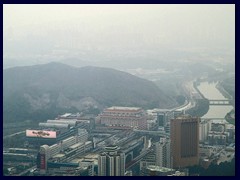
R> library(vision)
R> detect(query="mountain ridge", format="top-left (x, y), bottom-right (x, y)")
top-left (3, 62), bottom-right (175, 122)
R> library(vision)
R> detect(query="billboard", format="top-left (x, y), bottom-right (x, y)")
top-left (26, 130), bottom-right (57, 138)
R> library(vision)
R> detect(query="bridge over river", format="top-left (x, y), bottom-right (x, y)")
top-left (208, 99), bottom-right (231, 105)
top-left (196, 81), bottom-right (234, 119)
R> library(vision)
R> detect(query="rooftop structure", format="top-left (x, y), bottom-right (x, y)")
top-left (147, 165), bottom-right (174, 172)
top-left (107, 106), bottom-right (142, 111)
top-left (39, 123), bottom-right (70, 129)
top-left (47, 120), bottom-right (78, 127)
top-left (104, 145), bottom-right (120, 152)
top-left (142, 165), bottom-right (176, 176)
top-left (60, 113), bottom-right (72, 118)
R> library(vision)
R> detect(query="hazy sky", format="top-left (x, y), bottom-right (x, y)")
top-left (3, 4), bottom-right (235, 67)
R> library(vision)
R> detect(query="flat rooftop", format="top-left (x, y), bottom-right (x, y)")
top-left (60, 113), bottom-right (72, 117)
top-left (147, 165), bottom-right (174, 172)
top-left (71, 153), bottom-right (99, 165)
top-left (69, 142), bottom-right (83, 149)
top-left (52, 153), bottom-right (65, 158)
top-left (85, 153), bottom-right (98, 158)
top-left (107, 106), bottom-right (141, 111)
top-left (152, 108), bottom-right (172, 112)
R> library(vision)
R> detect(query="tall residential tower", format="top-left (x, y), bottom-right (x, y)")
top-left (156, 137), bottom-right (171, 168)
top-left (98, 145), bottom-right (125, 176)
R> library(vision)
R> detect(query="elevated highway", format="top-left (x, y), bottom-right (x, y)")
top-left (133, 129), bottom-right (170, 137)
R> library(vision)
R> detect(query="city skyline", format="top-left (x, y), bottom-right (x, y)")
top-left (3, 4), bottom-right (235, 176)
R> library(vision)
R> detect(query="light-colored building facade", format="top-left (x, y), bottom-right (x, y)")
top-left (199, 119), bottom-right (211, 143)
top-left (98, 145), bottom-right (125, 176)
top-left (98, 106), bottom-right (147, 130)
top-left (38, 135), bottom-right (92, 174)
top-left (78, 128), bottom-right (88, 143)
top-left (156, 138), bottom-right (171, 168)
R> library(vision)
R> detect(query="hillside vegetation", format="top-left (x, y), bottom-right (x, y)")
top-left (3, 62), bottom-right (175, 122)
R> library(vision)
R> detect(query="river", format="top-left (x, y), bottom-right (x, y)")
top-left (197, 82), bottom-right (227, 100)
top-left (197, 81), bottom-right (234, 119)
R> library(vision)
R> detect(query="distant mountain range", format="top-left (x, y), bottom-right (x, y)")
top-left (3, 62), bottom-right (175, 122)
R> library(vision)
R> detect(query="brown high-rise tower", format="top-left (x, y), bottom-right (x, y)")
top-left (170, 115), bottom-right (200, 168)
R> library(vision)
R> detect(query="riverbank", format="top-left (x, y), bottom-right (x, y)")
top-left (186, 98), bottom-right (209, 117)
top-left (216, 82), bottom-right (235, 107)
top-left (183, 80), bottom-right (209, 117)
top-left (195, 80), bottom-right (234, 119)
top-left (225, 109), bottom-right (235, 125)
